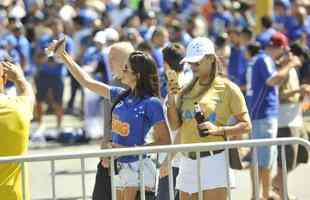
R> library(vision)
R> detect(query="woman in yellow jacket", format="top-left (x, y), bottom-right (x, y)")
top-left (166, 37), bottom-right (252, 200)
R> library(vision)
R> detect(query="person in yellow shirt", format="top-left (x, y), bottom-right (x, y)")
top-left (0, 61), bottom-right (35, 200)
top-left (166, 37), bottom-right (252, 200)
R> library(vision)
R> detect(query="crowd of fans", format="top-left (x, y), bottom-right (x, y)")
top-left (1, 0), bottom-right (310, 199)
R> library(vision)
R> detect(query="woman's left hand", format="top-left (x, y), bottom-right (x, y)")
top-left (197, 121), bottom-right (224, 136)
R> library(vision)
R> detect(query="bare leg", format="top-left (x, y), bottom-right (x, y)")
top-left (260, 168), bottom-right (271, 199)
top-left (250, 166), bottom-right (261, 199)
top-left (53, 103), bottom-right (63, 129)
top-left (180, 191), bottom-right (191, 200)
top-left (123, 187), bottom-right (138, 200)
top-left (35, 102), bottom-right (43, 125)
top-left (191, 188), bottom-right (226, 200)
top-left (117, 190), bottom-right (123, 200)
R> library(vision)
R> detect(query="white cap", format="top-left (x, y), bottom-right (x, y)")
top-left (93, 31), bottom-right (106, 44)
top-left (180, 37), bottom-right (215, 64)
top-left (103, 28), bottom-right (119, 42)
top-left (93, 28), bottom-right (119, 44)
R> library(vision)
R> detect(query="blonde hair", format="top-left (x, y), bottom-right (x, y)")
top-left (110, 42), bottom-right (135, 58)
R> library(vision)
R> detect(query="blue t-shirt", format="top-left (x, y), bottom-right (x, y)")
top-left (209, 11), bottom-right (233, 39)
top-left (81, 46), bottom-right (100, 65)
top-left (110, 86), bottom-right (165, 163)
top-left (15, 35), bottom-right (31, 75)
top-left (152, 47), bottom-right (167, 98)
top-left (284, 16), bottom-right (308, 41)
top-left (247, 52), bottom-right (279, 120)
top-left (36, 34), bottom-right (74, 76)
top-left (228, 45), bottom-right (247, 86)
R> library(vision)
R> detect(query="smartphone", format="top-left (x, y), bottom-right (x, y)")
top-left (166, 69), bottom-right (180, 92)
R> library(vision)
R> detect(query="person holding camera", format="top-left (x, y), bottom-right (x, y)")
top-left (0, 60), bottom-right (35, 200)
top-left (166, 37), bottom-right (251, 200)
top-left (47, 38), bottom-right (171, 200)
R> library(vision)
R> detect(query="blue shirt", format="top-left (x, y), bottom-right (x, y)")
top-left (284, 16), bottom-right (306, 41)
top-left (209, 11), bottom-right (233, 39)
top-left (36, 34), bottom-right (74, 76)
top-left (228, 45), bottom-right (247, 86)
top-left (152, 47), bottom-right (167, 98)
top-left (247, 52), bottom-right (278, 120)
top-left (82, 46), bottom-right (100, 65)
top-left (97, 49), bottom-right (112, 83)
top-left (15, 35), bottom-right (31, 75)
top-left (110, 86), bottom-right (165, 163)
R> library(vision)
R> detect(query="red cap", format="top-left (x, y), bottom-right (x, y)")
top-left (269, 32), bottom-right (289, 48)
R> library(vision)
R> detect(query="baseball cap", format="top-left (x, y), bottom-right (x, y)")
top-left (269, 32), bottom-right (289, 49)
top-left (93, 28), bottom-right (119, 44)
top-left (180, 37), bottom-right (215, 64)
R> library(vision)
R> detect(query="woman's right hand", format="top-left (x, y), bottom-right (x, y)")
top-left (100, 141), bottom-right (112, 168)
top-left (167, 77), bottom-right (179, 106)
top-left (46, 37), bottom-right (67, 60)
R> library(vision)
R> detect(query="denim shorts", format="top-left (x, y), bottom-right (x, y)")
top-left (251, 117), bottom-right (278, 169)
top-left (35, 74), bottom-right (64, 104)
top-left (114, 158), bottom-right (156, 189)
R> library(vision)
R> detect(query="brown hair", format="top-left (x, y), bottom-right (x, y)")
top-left (179, 55), bottom-right (224, 98)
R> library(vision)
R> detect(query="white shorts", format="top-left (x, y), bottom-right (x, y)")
top-left (176, 152), bottom-right (235, 194)
top-left (114, 158), bottom-right (156, 190)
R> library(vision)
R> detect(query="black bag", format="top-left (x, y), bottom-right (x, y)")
top-left (225, 136), bottom-right (244, 170)
top-left (228, 148), bottom-right (244, 170)
top-left (92, 162), bottom-right (112, 200)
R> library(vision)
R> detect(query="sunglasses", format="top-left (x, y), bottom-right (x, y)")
top-left (122, 64), bottom-right (135, 74)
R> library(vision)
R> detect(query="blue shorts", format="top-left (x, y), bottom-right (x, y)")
top-left (251, 117), bottom-right (278, 169)
top-left (35, 74), bottom-right (64, 104)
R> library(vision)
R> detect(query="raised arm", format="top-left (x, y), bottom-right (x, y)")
top-left (2, 62), bottom-right (35, 104)
top-left (47, 38), bottom-right (110, 98)
top-left (266, 55), bottom-right (301, 86)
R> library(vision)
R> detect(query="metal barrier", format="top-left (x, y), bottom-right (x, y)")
top-left (0, 137), bottom-right (310, 200)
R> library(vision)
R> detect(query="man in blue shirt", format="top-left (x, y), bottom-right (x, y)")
top-left (9, 21), bottom-right (32, 76)
top-left (227, 28), bottom-right (248, 92)
top-left (150, 27), bottom-right (170, 99)
top-left (0, 34), bottom-right (21, 95)
top-left (34, 18), bottom-right (74, 131)
top-left (248, 32), bottom-right (301, 200)
top-left (273, 0), bottom-right (291, 32)
top-left (209, 2), bottom-right (233, 40)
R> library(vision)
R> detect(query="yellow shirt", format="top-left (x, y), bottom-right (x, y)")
top-left (178, 77), bottom-right (249, 144)
top-left (0, 96), bottom-right (33, 200)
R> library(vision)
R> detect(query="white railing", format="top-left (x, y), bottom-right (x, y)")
top-left (0, 138), bottom-right (310, 200)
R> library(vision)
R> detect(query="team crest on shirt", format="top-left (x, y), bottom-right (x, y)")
top-left (112, 114), bottom-right (130, 136)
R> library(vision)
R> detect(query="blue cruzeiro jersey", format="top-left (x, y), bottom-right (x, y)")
top-left (247, 52), bottom-right (279, 120)
top-left (110, 86), bottom-right (165, 163)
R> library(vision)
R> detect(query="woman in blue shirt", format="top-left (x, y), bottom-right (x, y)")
top-left (47, 38), bottom-right (171, 200)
